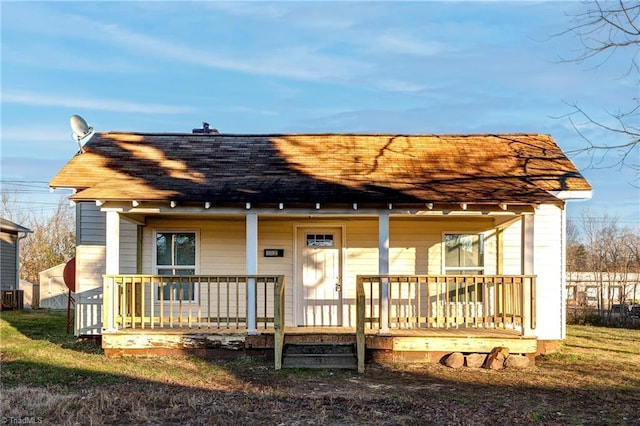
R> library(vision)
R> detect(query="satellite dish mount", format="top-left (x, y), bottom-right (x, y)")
top-left (70, 114), bottom-right (94, 153)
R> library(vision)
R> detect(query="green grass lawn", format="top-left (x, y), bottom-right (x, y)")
top-left (1, 310), bottom-right (639, 425)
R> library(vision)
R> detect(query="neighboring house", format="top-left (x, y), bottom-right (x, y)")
top-left (1, 217), bottom-right (31, 309)
top-left (567, 271), bottom-right (640, 309)
top-left (50, 132), bottom-right (591, 368)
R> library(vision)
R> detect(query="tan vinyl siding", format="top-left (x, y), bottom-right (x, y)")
top-left (258, 220), bottom-right (295, 324)
top-left (342, 219), bottom-right (376, 327)
top-left (533, 205), bottom-right (564, 340)
top-left (390, 220), bottom-right (423, 275)
top-left (484, 228), bottom-right (498, 275)
top-left (344, 218), bottom-right (378, 293)
top-left (341, 217), bottom-right (498, 326)
top-left (423, 218), bottom-right (497, 274)
top-left (142, 218), bottom-right (246, 275)
top-left (501, 219), bottom-right (523, 274)
top-left (141, 218), bottom-right (292, 324)
top-left (201, 220), bottom-right (246, 274)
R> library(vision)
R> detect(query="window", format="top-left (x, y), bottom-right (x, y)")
top-left (443, 233), bottom-right (484, 275)
top-left (155, 232), bottom-right (196, 301)
top-left (306, 234), bottom-right (334, 247)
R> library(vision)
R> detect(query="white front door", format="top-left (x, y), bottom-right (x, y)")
top-left (297, 227), bottom-right (343, 326)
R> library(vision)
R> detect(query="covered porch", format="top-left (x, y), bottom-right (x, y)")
top-left (101, 273), bottom-right (537, 371)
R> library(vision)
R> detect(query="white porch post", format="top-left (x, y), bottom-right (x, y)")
top-left (246, 213), bottom-right (258, 334)
top-left (378, 212), bottom-right (390, 334)
top-left (521, 214), bottom-right (534, 275)
top-left (104, 210), bottom-right (120, 332)
top-left (105, 211), bottom-right (120, 274)
top-left (521, 213), bottom-right (534, 336)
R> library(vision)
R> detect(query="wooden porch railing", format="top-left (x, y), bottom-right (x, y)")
top-left (356, 274), bottom-right (536, 333)
top-left (102, 275), bottom-right (285, 332)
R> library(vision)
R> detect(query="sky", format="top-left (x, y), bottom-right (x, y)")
top-left (1, 1), bottom-right (638, 228)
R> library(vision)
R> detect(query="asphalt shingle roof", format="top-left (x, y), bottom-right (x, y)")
top-left (49, 133), bottom-right (591, 206)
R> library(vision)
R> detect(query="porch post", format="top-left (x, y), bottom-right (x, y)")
top-left (104, 210), bottom-right (120, 332)
top-left (246, 213), bottom-right (258, 334)
top-left (378, 212), bottom-right (390, 334)
top-left (521, 213), bottom-right (534, 336)
top-left (521, 214), bottom-right (534, 275)
top-left (105, 211), bottom-right (120, 274)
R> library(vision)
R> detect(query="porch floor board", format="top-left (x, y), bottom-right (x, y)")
top-left (109, 325), bottom-right (524, 338)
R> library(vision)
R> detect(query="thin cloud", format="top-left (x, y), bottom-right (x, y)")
top-left (2, 90), bottom-right (195, 114)
top-left (373, 34), bottom-right (452, 56)
top-left (1, 126), bottom-right (69, 143)
top-left (2, 44), bottom-right (146, 74)
top-left (376, 80), bottom-right (431, 93)
top-left (202, 2), bottom-right (288, 20)
top-left (3, 4), bottom-right (366, 83)
top-left (227, 106), bottom-right (278, 116)
top-left (89, 21), bottom-right (367, 81)
top-left (203, 2), bottom-right (354, 30)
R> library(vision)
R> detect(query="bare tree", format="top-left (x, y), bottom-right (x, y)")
top-left (622, 227), bottom-right (640, 304)
top-left (557, 1), bottom-right (639, 174)
top-left (567, 218), bottom-right (588, 273)
top-left (1, 191), bottom-right (75, 284)
top-left (573, 210), bottom-right (639, 314)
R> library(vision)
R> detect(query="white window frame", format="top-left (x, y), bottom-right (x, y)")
top-left (153, 229), bottom-right (200, 302)
top-left (441, 232), bottom-right (485, 275)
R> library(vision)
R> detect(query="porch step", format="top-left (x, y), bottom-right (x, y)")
top-left (282, 343), bottom-right (357, 369)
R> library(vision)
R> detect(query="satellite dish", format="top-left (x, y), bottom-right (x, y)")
top-left (70, 115), bottom-right (94, 152)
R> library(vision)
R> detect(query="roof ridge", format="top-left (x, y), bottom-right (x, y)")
top-left (99, 131), bottom-right (550, 137)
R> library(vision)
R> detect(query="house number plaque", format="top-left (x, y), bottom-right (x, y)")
top-left (263, 249), bottom-right (284, 257)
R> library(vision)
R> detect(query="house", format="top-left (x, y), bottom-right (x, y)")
top-left (566, 271), bottom-right (640, 309)
top-left (49, 132), bottom-right (592, 370)
top-left (1, 217), bottom-right (31, 309)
